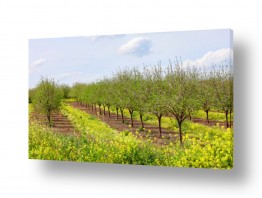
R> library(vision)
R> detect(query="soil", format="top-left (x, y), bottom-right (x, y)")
top-left (69, 102), bottom-right (179, 145)
top-left (191, 118), bottom-right (231, 127)
top-left (69, 102), bottom-right (233, 143)
top-left (30, 110), bottom-right (78, 135)
top-left (29, 102), bottom-right (232, 145)
top-left (165, 112), bottom-right (231, 127)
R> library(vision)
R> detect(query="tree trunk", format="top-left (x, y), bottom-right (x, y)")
top-left (206, 110), bottom-right (209, 123)
top-left (229, 109), bottom-right (232, 128)
top-left (178, 121), bottom-right (182, 144)
top-left (108, 106), bottom-right (111, 117)
top-left (91, 104), bottom-right (93, 111)
top-left (99, 105), bottom-right (102, 115)
top-left (47, 112), bottom-right (51, 127)
top-left (157, 115), bottom-right (162, 137)
top-left (129, 110), bottom-right (134, 127)
top-left (140, 114), bottom-right (144, 129)
top-left (116, 108), bottom-right (119, 120)
top-left (120, 109), bottom-right (124, 123)
top-left (103, 106), bottom-right (106, 115)
top-left (225, 110), bottom-right (229, 128)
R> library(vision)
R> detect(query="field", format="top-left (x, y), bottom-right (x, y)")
top-left (29, 98), bottom-right (233, 169)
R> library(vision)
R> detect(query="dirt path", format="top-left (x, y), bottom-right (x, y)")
top-left (69, 102), bottom-right (179, 145)
top-left (191, 117), bottom-right (230, 127)
top-left (30, 110), bottom-right (78, 135)
top-left (71, 102), bottom-right (230, 129)
top-left (164, 112), bottom-right (230, 127)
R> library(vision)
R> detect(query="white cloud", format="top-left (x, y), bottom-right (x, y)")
top-left (31, 58), bottom-right (46, 67)
top-left (183, 48), bottom-right (233, 68)
top-left (118, 37), bottom-right (152, 57)
top-left (29, 58), bottom-right (46, 73)
top-left (89, 34), bottom-right (125, 42)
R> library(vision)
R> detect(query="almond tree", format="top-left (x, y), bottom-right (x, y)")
top-left (60, 84), bottom-right (71, 99)
top-left (212, 64), bottom-right (233, 127)
top-left (133, 68), bottom-right (149, 129)
top-left (146, 65), bottom-right (169, 136)
top-left (70, 83), bottom-right (86, 105)
top-left (87, 83), bottom-right (98, 112)
top-left (94, 82), bottom-right (103, 115)
top-left (32, 77), bottom-right (63, 127)
top-left (198, 72), bottom-right (215, 123)
top-left (120, 69), bottom-right (137, 126)
top-left (29, 88), bottom-right (36, 103)
top-left (101, 77), bottom-right (113, 117)
top-left (110, 77), bottom-right (122, 120)
top-left (166, 63), bottom-right (200, 143)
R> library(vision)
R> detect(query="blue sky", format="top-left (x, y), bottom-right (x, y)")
top-left (29, 29), bottom-right (233, 88)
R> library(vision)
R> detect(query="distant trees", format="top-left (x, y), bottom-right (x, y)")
top-left (69, 62), bottom-right (233, 143)
top-left (212, 65), bottom-right (233, 127)
top-left (32, 77), bottom-right (63, 127)
top-left (198, 72), bottom-right (216, 123)
top-left (60, 84), bottom-right (71, 99)
top-left (70, 83), bottom-right (85, 104)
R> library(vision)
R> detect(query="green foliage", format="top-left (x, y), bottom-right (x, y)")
top-left (71, 62), bottom-right (233, 133)
top-left (70, 83), bottom-right (86, 102)
top-left (60, 84), bottom-right (71, 99)
top-left (32, 77), bottom-right (63, 126)
top-left (145, 65), bottom-right (169, 117)
top-left (212, 65), bottom-right (233, 111)
top-left (28, 88), bottom-right (36, 103)
top-left (165, 62), bottom-right (201, 142)
top-left (211, 65), bottom-right (233, 127)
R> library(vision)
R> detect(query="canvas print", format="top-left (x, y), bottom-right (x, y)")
top-left (29, 29), bottom-right (233, 169)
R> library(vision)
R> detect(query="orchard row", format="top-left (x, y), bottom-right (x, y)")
top-left (69, 63), bottom-right (233, 143)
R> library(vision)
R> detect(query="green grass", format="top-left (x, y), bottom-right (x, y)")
top-left (107, 106), bottom-right (230, 134)
top-left (192, 110), bottom-right (234, 122)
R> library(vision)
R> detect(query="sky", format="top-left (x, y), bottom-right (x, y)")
top-left (29, 29), bottom-right (233, 88)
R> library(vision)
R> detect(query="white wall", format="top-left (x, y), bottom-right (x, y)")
top-left (0, 0), bottom-right (261, 197)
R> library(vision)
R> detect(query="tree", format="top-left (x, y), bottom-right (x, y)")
top-left (32, 77), bottom-right (63, 127)
top-left (212, 64), bottom-right (233, 128)
top-left (133, 68), bottom-right (149, 129)
top-left (118, 68), bottom-right (137, 126)
top-left (85, 83), bottom-right (97, 112)
top-left (93, 82), bottom-right (103, 115)
top-left (60, 84), bottom-right (71, 99)
top-left (166, 63), bottom-right (200, 143)
top-left (70, 83), bottom-right (86, 104)
top-left (97, 78), bottom-right (113, 117)
top-left (146, 65), bottom-right (169, 136)
top-left (110, 76), bottom-right (123, 121)
top-left (198, 72), bottom-right (215, 123)
top-left (28, 88), bottom-right (36, 103)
